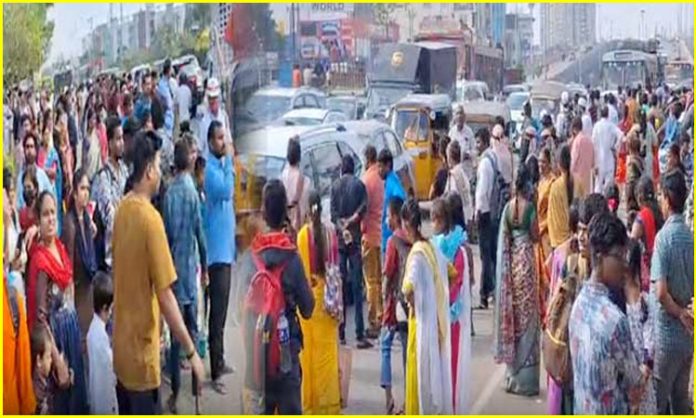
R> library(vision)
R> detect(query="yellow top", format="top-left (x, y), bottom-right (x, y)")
top-left (548, 175), bottom-right (571, 249)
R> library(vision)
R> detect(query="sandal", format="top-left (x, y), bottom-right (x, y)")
top-left (211, 379), bottom-right (228, 395)
top-left (386, 398), bottom-right (395, 415)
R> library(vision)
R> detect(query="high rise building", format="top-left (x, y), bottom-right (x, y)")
top-left (540, 4), bottom-right (596, 53)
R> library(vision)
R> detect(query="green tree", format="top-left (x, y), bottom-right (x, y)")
top-left (374, 4), bottom-right (398, 40)
top-left (3, 4), bottom-right (54, 85)
top-left (184, 3), bottom-right (210, 31)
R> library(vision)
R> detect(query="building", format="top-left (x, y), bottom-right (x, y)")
top-left (540, 4), bottom-right (596, 54)
top-left (504, 13), bottom-right (534, 68)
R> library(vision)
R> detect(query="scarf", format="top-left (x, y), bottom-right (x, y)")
top-left (72, 208), bottom-right (97, 281)
top-left (431, 226), bottom-right (466, 262)
top-left (27, 239), bottom-right (73, 329)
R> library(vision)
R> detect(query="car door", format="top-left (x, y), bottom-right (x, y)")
top-left (336, 140), bottom-right (363, 175)
top-left (308, 141), bottom-right (342, 198)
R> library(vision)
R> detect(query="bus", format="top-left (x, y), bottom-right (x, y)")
top-left (601, 49), bottom-right (658, 90)
top-left (664, 59), bottom-right (693, 88)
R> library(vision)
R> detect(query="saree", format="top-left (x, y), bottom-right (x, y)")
top-left (535, 175), bottom-right (555, 322)
top-left (403, 241), bottom-right (453, 415)
top-left (297, 223), bottom-right (341, 415)
top-left (494, 202), bottom-right (540, 396)
top-left (615, 117), bottom-right (634, 185)
top-left (432, 226), bottom-right (471, 413)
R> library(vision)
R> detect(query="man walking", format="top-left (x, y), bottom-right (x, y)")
top-left (592, 106), bottom-right (623, 194)
top-left (204, 120), bottom-right (236, 393)
top-left (570, 116), bottom-right (594, 199)
top-left (474, 128), bottom-right (496, 309)
top-left (331, 155), bottom-right (370, 348)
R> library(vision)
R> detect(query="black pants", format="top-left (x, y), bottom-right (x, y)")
top-left (338, 247), bottom-right (365, 341)
top-left (478, 212), bottom-right (497, 301)
top-left (168, 303), bottom-right (198, 398)
top-left (208, 263), bottom-right (232, 381)
top-left (264, 357), bottom-right (302, 415)
top-left (116, 381), bottom-right (162, 415)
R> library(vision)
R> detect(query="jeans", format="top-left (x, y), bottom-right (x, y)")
top-left (208, 263), bottom-right (231, 381)
top-left (362, 245), bottom-right (382, 331)
top-left (656, 349), bottom-right (693, 414)
top-left (167, 303), bottom-right (198, 398)
top-left (339, 247), bottom-right (365, 341)
top-left (380, 326), bottom-right (407, 388)
top-left (478, 212), bottom-right (497, 301)
top-left (116, 381), bottom-right (162, 415)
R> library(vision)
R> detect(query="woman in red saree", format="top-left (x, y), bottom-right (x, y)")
top-left (630, 178), bottom-right (663, 292)
top-left (615, 102), bottom-right (634, 186)
top-left (26, 191), bottom-right (87, 414)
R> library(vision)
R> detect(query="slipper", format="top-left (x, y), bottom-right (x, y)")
top-left (386, 398), bottom-right (395, 415)
top-left (211, 379), bottom-right (228, 395)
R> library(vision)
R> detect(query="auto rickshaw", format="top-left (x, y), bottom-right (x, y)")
top-left (389, 94), bottom-right (452, 201)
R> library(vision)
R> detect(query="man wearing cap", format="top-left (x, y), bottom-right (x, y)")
top-left (198, 77), bottom-right (232, 157)
top-left (156, 59), bottom-right (176, 140)
top-left (449, 105), bottom-right (475, 178)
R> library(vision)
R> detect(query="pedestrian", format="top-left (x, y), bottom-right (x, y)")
top-left (630, 177), bottom-right (663, 293)
top-left (86, 272), bottom-right (118, 414)
top-left (474, 128), bottom-right (497, 309)
top-left (568, 212), bottom-right (645, 414)
top-left (281, 137), bottom-right (312, 237)
top-left (16, 131), bottom-right (52, 208)
top-left (91, 116), bottom-right (129, 271)
top-left (430, 197), bottom-right (472, 413)
top-left (175, 72), bottom-right (192, 127)
top-left (444, 140), bottom-right (474, 226)
top-left (19, 167), bottom-right (39, 231)
top-left (535, 147), bottom-right (555, 308)
top-left (240, 179), bottom-right (314, 414)
top-left (625, 130), bottom-right (644, 212)
top-left (61, 169), bottom-right (98, 343)
top-left (652, 170), bottom-right (694, 414)
top-left (615, 102), bottom-right (634, 189)
top-left (112, 131), bottom-right (204, 414)
top-left (547, 145), bottom-right (574, 250)
top-left (198, 78), bottom-right (232, 157)
top-left (658, 99), bottom-right (684, 174)
top-left (578, 97), bottom-right (593, 138)
top-left (569, 116), bottom-right (593, 200)
top-left (292, 64), bottom-right (302, 88)
top-left (361, 144), bottom-right (384, 338)
top-left (592, 105), bottom-right (623, 194)
top-left (30, 323), bottom-right (71, 415)
top-left (303, 64), bottom-right (313, 87)
top-left (156, 59), bottom-right (175, 140)
top-left (380, 196), bottom-right (409, 415)
top-left (38, 110), bottom-right (62, 233)
top-left (331, 155), bottom-right (370, 348)
top-left (379, 149), bottom-right (407, 259)
top-left (81, 108), bottom-right (103, 181)
top-left (203, 120), bottom-right (236, 393)
top-left (27, 191), bottom-right (88, 413)
top-left (493, 167), bottom-right (540, 396)
top-left (520, 126), bottom-right (537, 164)
top-left (491, 124), bottom-right (513, 184)
top-left (429, 136), bottom-right (450, 200)
top-left (134, 73), bottom-right (153, 123)
top-left (448, 106), bottom-right (476, 179)
top-left (297, 190), bottom-right (341, 414)
top-left (162, 136), bottom-right (208, 413)
top-left (401, 198), bottom-right (453, 415)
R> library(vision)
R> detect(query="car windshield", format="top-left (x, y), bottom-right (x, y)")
top-left (236, 154), bottom-right (286, 209)
top-left (282, 116), bottom-right (322, 126)
top-left (532, 99), bottom-right (556, 119)
top-left (243, 94), bottom-right (292, 123)
top-left (458, 85), bottom-right (484, 102)
top-left (393, 110), bottom-right (429, 142)
top-left (366, 87), bottom-right (410, 116)
top-left (327, 98), bottom-right (356, 118)
top-left (506, 93), bottom-right (529, 110)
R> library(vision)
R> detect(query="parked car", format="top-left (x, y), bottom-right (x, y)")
top-left (326, 95), bottom-right (366, 120)
top-left (502, 84), bottom-right (529, 98)
top-left (457, 80), bottom-right (489, 103)
top-left (276, 108), bottom-right (348, 126)
top-left (236, 86), bottom-right (327, 135)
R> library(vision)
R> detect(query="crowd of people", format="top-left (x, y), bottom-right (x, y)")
top-left (2, 52), bottom-right (694, 417)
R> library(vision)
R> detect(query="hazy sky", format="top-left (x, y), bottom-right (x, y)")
top-left (46, 3), bottom-right (693, 63)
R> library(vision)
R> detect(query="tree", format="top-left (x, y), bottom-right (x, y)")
top-left (3, 4), bottom-right (54, 85)
top-left (184, 3), bottom-right (210, 31)
top-left (373, 4), bottom-right (398, 40)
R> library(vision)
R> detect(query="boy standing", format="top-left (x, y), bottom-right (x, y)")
top-left (87, 272), bottom-right (118, 414)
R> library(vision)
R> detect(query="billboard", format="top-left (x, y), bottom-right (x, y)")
top-left (300, 3), bottom-right (354, 22)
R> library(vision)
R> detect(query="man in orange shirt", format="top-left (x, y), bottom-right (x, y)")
top-left (361, 145), bottom-right (384, 338)
top-left (292, 64), bottom-right (302, 88)
top-left (570, 116), bottom-right (594, 199)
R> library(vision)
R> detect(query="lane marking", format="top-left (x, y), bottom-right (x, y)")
top-left (471, 363), bottom-right (506, 414)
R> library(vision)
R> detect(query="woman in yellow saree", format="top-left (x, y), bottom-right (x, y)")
top-left (535, 148), bottom-right (555, 322)
top-left (297, 192), bottom-right (341, 415)
top-left (400, 199), bottom-right (453, 415)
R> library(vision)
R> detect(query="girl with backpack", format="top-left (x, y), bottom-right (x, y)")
top-left (297, 191), bottom-right (341, 414)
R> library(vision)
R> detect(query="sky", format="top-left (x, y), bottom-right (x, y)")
top-left (45, 3), bottom-right (693, 63)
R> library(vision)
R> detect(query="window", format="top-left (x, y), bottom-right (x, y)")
top-left (303, 94), bottom-right (320, 109)
top-left (337, 141), bottom-right (363, 175)
top-left (383, 130), bottom-right (402, 157)
top-left (309, 143), bottom-right (342, 196)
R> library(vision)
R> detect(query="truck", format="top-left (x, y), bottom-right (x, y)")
top-left (365, 41), bottom-right (456, 120)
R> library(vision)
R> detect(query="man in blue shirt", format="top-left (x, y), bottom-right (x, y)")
top-left (162, 136), bottom-right (207, 413)
top-left (156, 59), bottom-right (175, 140)
top-left (651, 170), bottom-right (694, 415)
top-left (204, 120), bottom-right (236, 393)
top-left (378, 149), bottom-right (406, 256)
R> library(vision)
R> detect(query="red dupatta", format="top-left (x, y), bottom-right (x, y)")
top-left (26, 239), bottom-right (73, 329)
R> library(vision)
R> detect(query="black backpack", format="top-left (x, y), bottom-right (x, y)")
top-left (484, 153), bottom-right (511, 224)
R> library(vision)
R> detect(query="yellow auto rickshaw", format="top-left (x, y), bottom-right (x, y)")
top-left (389, 94), bottom-right (452, 201)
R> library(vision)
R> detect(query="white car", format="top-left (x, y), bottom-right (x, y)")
top-left (277, 108), bottom-right (348, 126)
top-left (173, 54), bottom-right (205, 92)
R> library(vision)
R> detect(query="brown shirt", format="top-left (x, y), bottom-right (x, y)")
top-left (112, 194), bottom-right (176, 391)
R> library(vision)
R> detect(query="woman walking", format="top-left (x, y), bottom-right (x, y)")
top-left (547, 145), bottom-right (575, 250)
top-left (535, 148), bottom-right (555, 320)
top-left (401, 198), bottom-right (453, 415)
top-left (494, 167), bottom-right (540, 396)
top-left (297, 191), bottom-right (341, 415)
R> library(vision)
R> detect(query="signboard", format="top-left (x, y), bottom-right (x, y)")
top-left (300, 3), bottom-right (354, 22)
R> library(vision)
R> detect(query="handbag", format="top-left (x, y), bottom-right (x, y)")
top-left (322, 226), bottom-right (343, 322)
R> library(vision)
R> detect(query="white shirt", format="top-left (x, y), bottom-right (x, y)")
top-left (475, 149), bottom-right (495, 214)
top-left (592, 117), bottom-right (623, 173)
top-left (87, 314), bottom-right (118, 415)
top-left (448, 123), bottom-right (476, 177)
top-left (608, 104), bottom-right (619, 126)
top-left (175, 84), bottom-right (192, 124)
top-left (281, 165), bottom-right (313, 232)
top-left (198, 106), bottom-right (232, 157)
top-left (444, 164), bottom-right (474, 222)
top-left (581, 112), bottom-right (593, 138)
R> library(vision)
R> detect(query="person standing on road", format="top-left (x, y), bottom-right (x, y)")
top-left (592, 106), bottom-right (623, 194)
top-left (651, 171), bottom-right (694, 415)
top-left (361, 145), bottom-right (384, 339)
top-left (204, 120), bottom-right (236, 393)
top-left (547, 145), bottom-right (575, 250)
top-left (570, 116), bottom-right (594, 200)
top-left (448, 106), bottom-right (475, 179)
top-left (379, 149), bottom-right (406, 258)
top-left (91, 116), bottom-right (128, 271)
top-left (297, 190), bottom-right (341, 414)
top-left (331, 155), bottom-right (370, 349)
top-left (162, 137), bottom-right (208, 413)
top-left (474, 128), bottom-right (496, 309)
top-left (281, 137), bottom-right (312, 237)
top-left (444, 140), bottom-right (474, 226)
top-left (134, 73), bottom-right (154, 124)
top-left (401, 198), bottom-right (453, 415)
top-left (174, 73), bottom-right (192, 130)
top-left (16, 131), bottom-right (52, 208)
top-left (156, 59), bottom-right (175, 141)
top-left (578, 97), bottom-right (593, 138)
top-left (198, 78), bottom-right (231, 157)
top-left (112, 131), bottom-right (204, 414)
